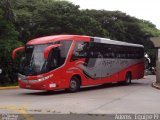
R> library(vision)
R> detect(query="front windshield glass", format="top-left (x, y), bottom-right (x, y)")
top-left (19, 44), bottom-right (51, 75)
top-left (19, 40), bottom-right (73, 76)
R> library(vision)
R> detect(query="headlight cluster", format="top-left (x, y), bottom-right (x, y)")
top-left (0, 69), bottom-right (2, 74)
top-left (18, 74), bottom-right (53, 83)
top-left (29, 74), bottom-right (53, 83)
top-left (37, 74), bottom-right (53, 82)
top-left (18, 74), bottom-right (28, 83)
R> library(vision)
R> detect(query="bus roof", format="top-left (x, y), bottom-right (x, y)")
top-left (93, 37), bottom-right (144, 48)
top-left (26, 35), bottom-right (90, 45)
top-left (26, 35), bottom-right (143, 47)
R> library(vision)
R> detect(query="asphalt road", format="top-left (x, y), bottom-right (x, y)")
top-left (0, 75), bottom-right (159, 114)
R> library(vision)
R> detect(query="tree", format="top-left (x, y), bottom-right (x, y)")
top-left (0, 5), bottom-right (23, 84)
top-left (10, 0), bottom-right (108, 42)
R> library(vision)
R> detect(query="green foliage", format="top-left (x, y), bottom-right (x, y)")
top-left (138, 20), bottom-right (160, 37)
top-left (0, 7), bottom-right (23, 83)
top-left (9, 0), bottom-right (160, 44)
top-left (83, 10), bottom-right (160, 44)
top-left (10, 0), bottom-right (108, 42)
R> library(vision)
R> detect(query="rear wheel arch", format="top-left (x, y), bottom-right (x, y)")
top-left (126, 71), bottom-right (132, 79)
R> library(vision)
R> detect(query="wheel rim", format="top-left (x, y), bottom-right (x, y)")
top-left (126, 75), bottom-right (131, 84)
top-left (70, 80), bottom-right (77, 89)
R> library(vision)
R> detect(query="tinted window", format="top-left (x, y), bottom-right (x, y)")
top-left (71, 41), bottom-right (89, 61)
top-left (19, 44), bottom-right (51, 75)
top-left (71, 41), bottom-right (144, 60)
top-left (101, 44), bottom-right (144, 59)
top-left (48, 40), bottom-right (72, 71)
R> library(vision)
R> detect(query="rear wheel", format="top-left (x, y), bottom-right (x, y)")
top-left (68, 77), bottom-right (80, 92)
top-left (124, 73), bottom-right (131, 85)
top-left (119, 73), bottom-right (131, 85)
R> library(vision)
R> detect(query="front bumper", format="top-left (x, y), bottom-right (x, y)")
top-left (19, 80), bottom-right (58, 90)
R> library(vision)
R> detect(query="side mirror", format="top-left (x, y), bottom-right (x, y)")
top-left (44, 44), bottom-right (63, 60)
top-left (12, 47), bottom-right (25, 60)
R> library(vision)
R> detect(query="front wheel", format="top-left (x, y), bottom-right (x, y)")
top-left (67, 77), bottom-right (80, 92)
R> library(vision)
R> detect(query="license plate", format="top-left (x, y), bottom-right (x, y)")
top-left (49, 84), bottom-right (56, 88)
top-left (26, 85), bottom-right (31, 88)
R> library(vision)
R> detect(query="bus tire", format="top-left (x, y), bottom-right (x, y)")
top-left (124, 73), bottom-right (131, 85)
top-left (68, 77), bottom-right (80, 92)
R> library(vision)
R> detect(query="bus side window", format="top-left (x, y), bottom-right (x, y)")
top-left (71, 41), bottom-right (89, 61)
top-left (48, 48), bottom-right (60, 71)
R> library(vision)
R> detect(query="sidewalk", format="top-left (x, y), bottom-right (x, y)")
top-left (0, 86), bottom-right (19, 90)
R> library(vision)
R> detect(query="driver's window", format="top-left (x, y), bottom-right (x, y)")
top-left (49, 48), bottom-right (60, 70)
top-left (48, 40), bottom-right (72, 71)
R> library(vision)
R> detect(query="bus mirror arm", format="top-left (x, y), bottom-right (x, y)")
top-left (44, 44), bottom-right (63, 60)
top-left (12, 47), bottom-right (25, 60)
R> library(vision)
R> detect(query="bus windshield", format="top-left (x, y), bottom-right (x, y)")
top-left (19, 40), bottom-right (73, 76)
top-left (19, 44), bottom-right (51, 75)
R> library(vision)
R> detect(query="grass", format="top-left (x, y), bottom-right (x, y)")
top-left (0, 82), bottom-right (18, 87)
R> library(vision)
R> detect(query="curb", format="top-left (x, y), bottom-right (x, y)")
top-left (0, 86), bottom-right (19, 90)
top-left (152, 82), bottom-right (160, 90)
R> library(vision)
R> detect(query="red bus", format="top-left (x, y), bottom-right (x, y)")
top-left (12, 35), bottom-right (144, 92)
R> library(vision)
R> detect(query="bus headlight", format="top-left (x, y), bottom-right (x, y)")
top-left (18, 74), bottom-right (28, 83)
top-left (38, 74), bottom-right (53, 82)
top-left (0, 69), bottom-right (2, 74)
top-left (29, 74), bottom-right (53, 83)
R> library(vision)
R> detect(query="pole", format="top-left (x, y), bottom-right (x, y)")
top-left (156, 48), bottom-right (160, 83)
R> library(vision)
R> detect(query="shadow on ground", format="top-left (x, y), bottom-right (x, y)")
top-left (20, 81), bottom-right (147, 96)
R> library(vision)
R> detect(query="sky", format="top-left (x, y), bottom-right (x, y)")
top-left (67, 0), bottom-right (160, 29)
